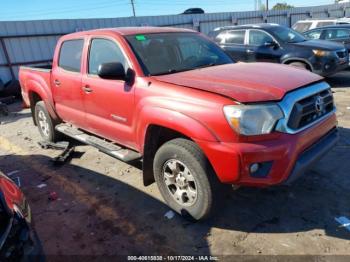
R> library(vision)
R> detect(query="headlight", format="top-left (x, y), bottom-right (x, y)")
top-left (223, 104), bottom-right (284, 136)
top-left (312, 49), bottom-right (331, 57)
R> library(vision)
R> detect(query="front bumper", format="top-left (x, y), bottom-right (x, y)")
top-left (196, 113), bottom-right (338, 187)
top-left (312, 54), bottom-right (349, 76)
top-left (282, 128), bottom-right (338, 185)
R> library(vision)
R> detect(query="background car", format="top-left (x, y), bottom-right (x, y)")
top-left (292, 18), bottom-right (350, 33)
top-left (304, 24), bottom-right (350, 52)
top-left (209, 23), bottom-right (349, 76)
top-left (0, 171), bottom-right (43, 261)
top-left (182, 8), bottom-right (204, 14)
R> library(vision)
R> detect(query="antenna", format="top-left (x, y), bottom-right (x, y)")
top-left (131, 0), bottom-right (136, 16)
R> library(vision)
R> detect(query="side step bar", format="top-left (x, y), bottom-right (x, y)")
top-left (55, 124), bottom-right (141, 162)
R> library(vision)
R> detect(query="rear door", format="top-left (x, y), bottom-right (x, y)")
top-left (219, 30), bottom-right (248, 61)
top-left (246, 29), bottom-right (282, 63)
top-left (81, 37), bottom-right (135, 148)
top-left (51, 38), bottom-right (87, 128)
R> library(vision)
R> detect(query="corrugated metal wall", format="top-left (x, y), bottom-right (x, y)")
top-left (1, 2), bottom-right (350, 83)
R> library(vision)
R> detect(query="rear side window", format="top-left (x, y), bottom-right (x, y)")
top-left (88, 38), bottom-right (127, 75)
top-left (225, 30), bottom-right (246, 44)
top-left (304, 30), bottom-right (322, 40)
top-left (317, 21), bottom-right (336, 28)
top-left (58, 39), bottom-right (84, 72)
top-left (292, 22), bottom-right (312, 32)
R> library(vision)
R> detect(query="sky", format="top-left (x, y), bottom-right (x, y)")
top-left (0, 0), bottom-right (335, 21)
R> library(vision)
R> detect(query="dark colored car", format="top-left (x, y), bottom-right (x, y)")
top-left (304, 24), bottom-right (350, 52)
top-left (0, 171), bottom-right (43, 261)
top-left (209, 23), bottom-right (349, 76)
top-left (182, 8), bottom-right (204, 14)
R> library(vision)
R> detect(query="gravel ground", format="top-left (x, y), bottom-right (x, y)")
top-left (0, 71), bottom-right (349, 261)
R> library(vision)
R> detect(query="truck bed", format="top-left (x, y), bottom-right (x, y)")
top-left (19, 64), bottom-right (53, 108)
top-left (20, 64), bottom-right (52, 72)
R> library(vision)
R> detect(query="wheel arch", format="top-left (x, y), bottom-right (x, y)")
top-left (282, 58), bottom-right (313, 71)
top-left (27, 84), bottom-right (60, 125)
top-left (136, 106), bottom-right (219, 186)
top-left (142, 124), bottom-right (194, 186)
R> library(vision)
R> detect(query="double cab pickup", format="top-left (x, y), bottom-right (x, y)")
top-left (20, 27), bottom-right (338, 220)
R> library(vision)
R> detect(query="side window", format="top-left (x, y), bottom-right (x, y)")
top-left (292, 22), bottom-right (312, 33)
top-left (58, 39), bottom-right (84, 72)
top-left (304, 30), bottom-right (322, 40)
top-left (325, 29), bottom-right (350, 40)
top-left (317, 21), bottom-right (335, 28)
top-left (248, 30), bottom-right (273, 46)
top-left (334, 29), bottom-right (350, 39)
top-left (214, 31), bottom-right (227, 44)
top-left (88, 38), bottom-right (127, 75)
top-left (225, 30), bottom-right (246, 45)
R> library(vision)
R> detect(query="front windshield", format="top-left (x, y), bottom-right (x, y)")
top-left (269, 26), bottom-right (306, 43)
top-left (125, 32), bottom-right (234, 76)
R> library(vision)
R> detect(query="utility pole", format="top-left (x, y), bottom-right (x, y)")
top-left (131, 0), bottom-right (136, 17)
top-left (266, 0), bottom-right (269, 10)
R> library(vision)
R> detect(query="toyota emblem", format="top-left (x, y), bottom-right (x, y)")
top-left (315, 96), bottom-right (324, 113)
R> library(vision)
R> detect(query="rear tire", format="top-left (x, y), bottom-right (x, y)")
top-left (34, 101), bottom-right (60, 142)
top-left (153, 138), bottom-right (221, 221)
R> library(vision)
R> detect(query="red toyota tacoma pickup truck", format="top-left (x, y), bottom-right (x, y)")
top-left (19, 27), bottom-right (338, 220)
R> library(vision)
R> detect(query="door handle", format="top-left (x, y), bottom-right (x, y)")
top-left (54, 79), bottom-right (61, 86)
top-left (247, 49), bottom-right (255, 54)
top-left (83, 86), bottom-right (93, 93)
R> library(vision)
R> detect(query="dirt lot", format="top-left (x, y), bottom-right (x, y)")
top-left (0, 72), bottom-right (350, 260)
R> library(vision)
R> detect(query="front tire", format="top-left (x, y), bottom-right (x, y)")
top-left (34, 101), bottom-right (59, 142)
top-left (153, 138), bottom-right (219, 221)
top-left (288, 61), bottom-right (310, 71)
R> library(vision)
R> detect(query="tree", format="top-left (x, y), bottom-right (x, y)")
top-left (272, 2), bottom-right (294, 10)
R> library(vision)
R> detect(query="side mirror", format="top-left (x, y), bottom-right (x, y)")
top-left (98, 62), bottom-right (126, 80)
top-left (264, 40), bottom-right (279, 48)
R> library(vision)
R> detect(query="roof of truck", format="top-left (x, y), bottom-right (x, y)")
top-left (65, 26), bottom-right (196, 38)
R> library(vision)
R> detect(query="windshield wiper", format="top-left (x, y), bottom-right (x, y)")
top-left (287, 39), bottom-right (306, 43)
top-left (152, 63), bottom-right (226, 76)
top-left (194, 62), bottom-right (223, 70)
top-left (152, 68), bottom-right (191, 76)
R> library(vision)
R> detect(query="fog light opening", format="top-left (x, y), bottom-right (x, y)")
top-left (250, 163), bottom-right (260, 174)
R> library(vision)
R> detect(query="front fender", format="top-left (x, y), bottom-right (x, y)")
top-left (136, 106), bottom-right (219, 153)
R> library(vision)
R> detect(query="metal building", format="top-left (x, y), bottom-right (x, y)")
top-left (1, 2), bottom-right (350, 83)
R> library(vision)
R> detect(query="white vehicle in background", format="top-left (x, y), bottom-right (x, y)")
top-left (292, 18), bottom-right (350, 33)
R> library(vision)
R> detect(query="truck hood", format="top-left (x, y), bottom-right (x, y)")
top-left (153, 63), bottom-right (322, 103)
top-left (293, 39), bottom-right (345, 51)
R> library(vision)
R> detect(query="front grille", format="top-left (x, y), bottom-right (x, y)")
top-left (287, 89), bottom-right (334, 130)
top-left (336, 50), bottom-right (347, 59)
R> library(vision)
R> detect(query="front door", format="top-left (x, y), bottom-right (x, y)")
top-left (51, 38), bottom-right (87, 128)
top-left (81, 37), bottom-right (135, 148)
top-left (246, 29), bottom-right (282, 63)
